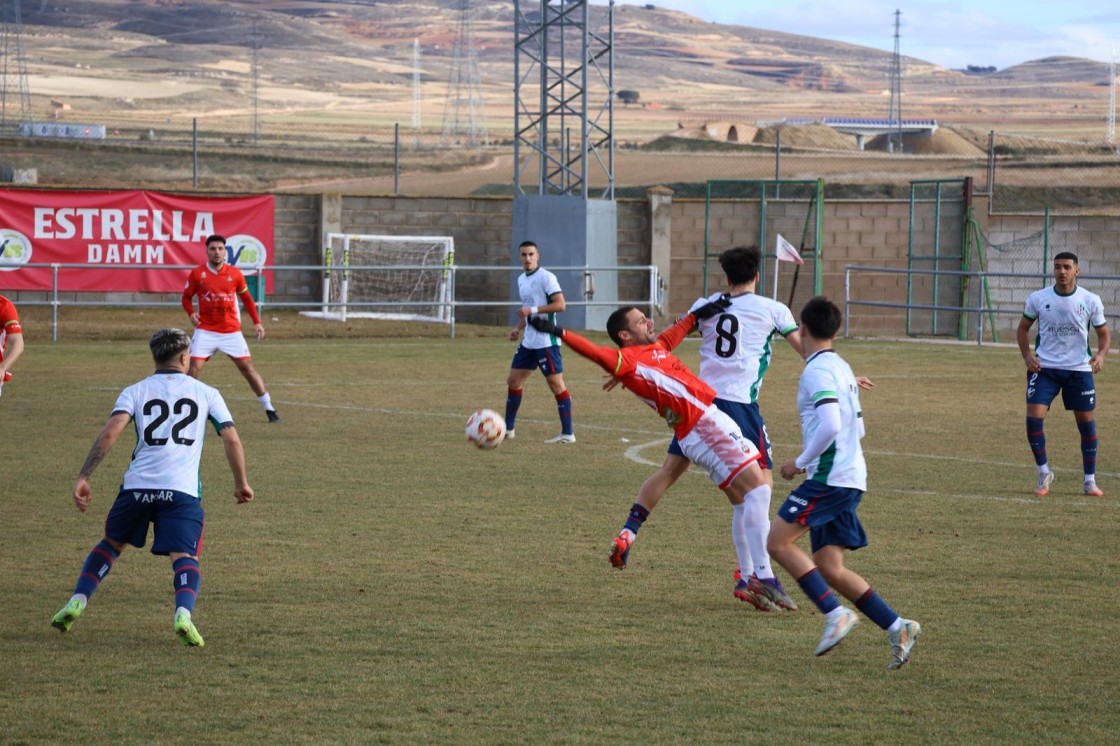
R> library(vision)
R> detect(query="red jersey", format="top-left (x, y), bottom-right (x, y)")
top-left (182, 262), bottom-right (259, 334)
top-left (563, 314), bottom-right (716, 439)
top-left (0, 295), bottom-right (21, 360)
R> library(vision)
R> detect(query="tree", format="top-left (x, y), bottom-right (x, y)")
top-left (617, 90), bottom-right (641, 106)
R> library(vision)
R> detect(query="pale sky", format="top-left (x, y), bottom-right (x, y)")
top-left (598, 1), bottom-right (1120, 71)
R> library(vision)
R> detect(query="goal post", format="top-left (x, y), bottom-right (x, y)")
top-left (301, 233), bottom-right (454, 323)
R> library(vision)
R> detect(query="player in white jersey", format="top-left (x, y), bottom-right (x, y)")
top-left (504, 240), bottom-right (575, 443)
top-left (51, 328), bottom-right (253, 647)
top-left (1017, 252), bottom-right (1110, 497)
top-left (769, 297), bottom-right (920, 668)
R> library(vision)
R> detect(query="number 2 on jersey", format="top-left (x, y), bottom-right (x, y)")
top-left (143, 398), bottom-right (199, 446)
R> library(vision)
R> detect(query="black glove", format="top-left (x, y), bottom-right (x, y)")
top-left (693, 293), bottom-right (731, 320)
top-left (528, 316), bottom-right (564, 337)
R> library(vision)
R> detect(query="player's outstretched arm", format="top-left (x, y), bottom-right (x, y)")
top-left (219, 424), bottom-right (254, 504)
top-left (72, 412), bottom-right (131, 512)
top-left (527, 317), bottom-right (619, 374)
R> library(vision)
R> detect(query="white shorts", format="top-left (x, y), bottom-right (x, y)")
top-left (679, 404), bottom-right (762, 489)
top-left (191, 328), bottom-right (251, 360)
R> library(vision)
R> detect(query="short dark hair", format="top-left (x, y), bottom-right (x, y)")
top-left (206, 234), bottom-right (226, 246)
top-left (518, 240), bottom-right (537, 250)
top-left (800, 296), bottom-right (842, 340)
top-left (719, 246), bottom-right (761, 285)
top-left (1054, 251), bottom-right (1079, 265)
top-left (606, 306), bottom-right (639, 346)
top-left (149, 327), bottom-right (192, 365)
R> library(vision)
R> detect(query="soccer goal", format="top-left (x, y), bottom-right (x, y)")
top-left (301, 233), bottom-right (454, 323)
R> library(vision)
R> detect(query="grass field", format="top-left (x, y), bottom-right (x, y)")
top-left (2, 320), bottom-right (1118, 744)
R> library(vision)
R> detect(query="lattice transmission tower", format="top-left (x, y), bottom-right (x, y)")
top-left (441, 0), bottom-right (488, 147)
top-left (0, 0), bottom-right (31, 131)
top-left (513, 0), bottom-right (615, 198)
top-left (887, 9), bottom-right (903, 153)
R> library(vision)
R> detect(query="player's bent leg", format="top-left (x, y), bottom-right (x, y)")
top-left (232, 357), bottom-right (267, 396)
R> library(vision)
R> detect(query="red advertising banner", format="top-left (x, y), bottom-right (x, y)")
top-left (0, 190), bottom-right (274, 292)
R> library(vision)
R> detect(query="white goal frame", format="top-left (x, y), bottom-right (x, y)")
top-left (301, 233), bottom-right (454, 323)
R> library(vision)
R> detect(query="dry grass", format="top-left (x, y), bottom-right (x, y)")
top-left (2, 330), bottom-right (1118, 743)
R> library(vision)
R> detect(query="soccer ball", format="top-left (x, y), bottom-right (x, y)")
top-left (465, 408), bottom-right (506, 450)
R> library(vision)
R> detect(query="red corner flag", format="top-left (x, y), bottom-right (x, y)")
top-left (775, 233), bottom-right (804, 265)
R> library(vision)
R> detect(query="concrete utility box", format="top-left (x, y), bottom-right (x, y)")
top-left (510, 195), bottom-right (618, 331)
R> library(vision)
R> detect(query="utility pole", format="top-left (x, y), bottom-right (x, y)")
top-left (887, 9), bottom-right (903, 153)
top-left (250, 19), bottom-right (260, 144)
top-left (412, 38), bottom-right (422, 147)
top-left (1108, 50), bottom-right (1116, 145)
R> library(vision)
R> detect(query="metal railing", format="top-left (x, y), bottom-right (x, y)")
top-left (843, 264), bottom-right (1120, 344)
top-left (7, 262), bottom-right (660, 341)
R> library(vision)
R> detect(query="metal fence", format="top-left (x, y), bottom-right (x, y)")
top-left (13, 262), bottom-right (659, 341)
top-left (844, 265), bottom-right (1120, 343)
top-left (9, 119), bottom-right (1120, 213)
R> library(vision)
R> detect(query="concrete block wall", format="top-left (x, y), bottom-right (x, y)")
top-left (269, 194), bottom-right (652, 327)
top-left (981, 213), bottom-right (1120, 341)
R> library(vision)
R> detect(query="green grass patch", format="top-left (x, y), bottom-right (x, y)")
top-left (2, 327), bottom-right (1118, 743)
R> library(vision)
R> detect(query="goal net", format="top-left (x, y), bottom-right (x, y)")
top-left (301, 234), bottom-right (454, 322)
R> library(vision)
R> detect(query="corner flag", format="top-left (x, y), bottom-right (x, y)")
top-left (775, 233), bottom-right (804, 265)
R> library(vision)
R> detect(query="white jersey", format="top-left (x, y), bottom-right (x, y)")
top-left (689, 291), bottom-right (797, 403)
top-left (519, 267), bottom-right (564, 350)
top-left (798, 349), bottom-right (867, 490)
top-left (1023, 285), bottom-right (1106, 371)
top-left (111, 371), bottom-right (233, 497)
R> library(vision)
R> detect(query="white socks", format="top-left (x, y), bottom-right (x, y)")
top-left (732, 483), bottom-right (774, 580)
top-left (742, 484), bottom-right (774, 580)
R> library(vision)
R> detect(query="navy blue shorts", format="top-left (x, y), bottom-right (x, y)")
top-left (104, 488), bottom-right (205, 556)
top-left (1026, 368), bottom-right (1096, 411)
top-left (669, 399), bottom-right (773, 469)
top-left (510, 344), bottom-right (564, 376)
top-left (776, 480), bottom-right (868, 553)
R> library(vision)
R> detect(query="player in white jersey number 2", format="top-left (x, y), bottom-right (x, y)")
top-left (504, 240), bottom-right (575, 444)
top-left (1017, 252), bottom-right (1110, 498)
top-left (769, 297), bottom-right (921, 669)
top-left (51, 328), bottom-right (254, 648)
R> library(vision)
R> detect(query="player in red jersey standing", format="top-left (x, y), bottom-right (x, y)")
top-left (182, 234), bottom-right (279, 422)
top-left (0, 294), bottom-right (25, 399)
top-left (528, 303), bottom-right (797, 609)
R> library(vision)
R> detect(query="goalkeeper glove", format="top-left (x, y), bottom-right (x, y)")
top-left (528, 316), bottom-right (564, 337)
top-left (692, 293), bottom-right (732, 320)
